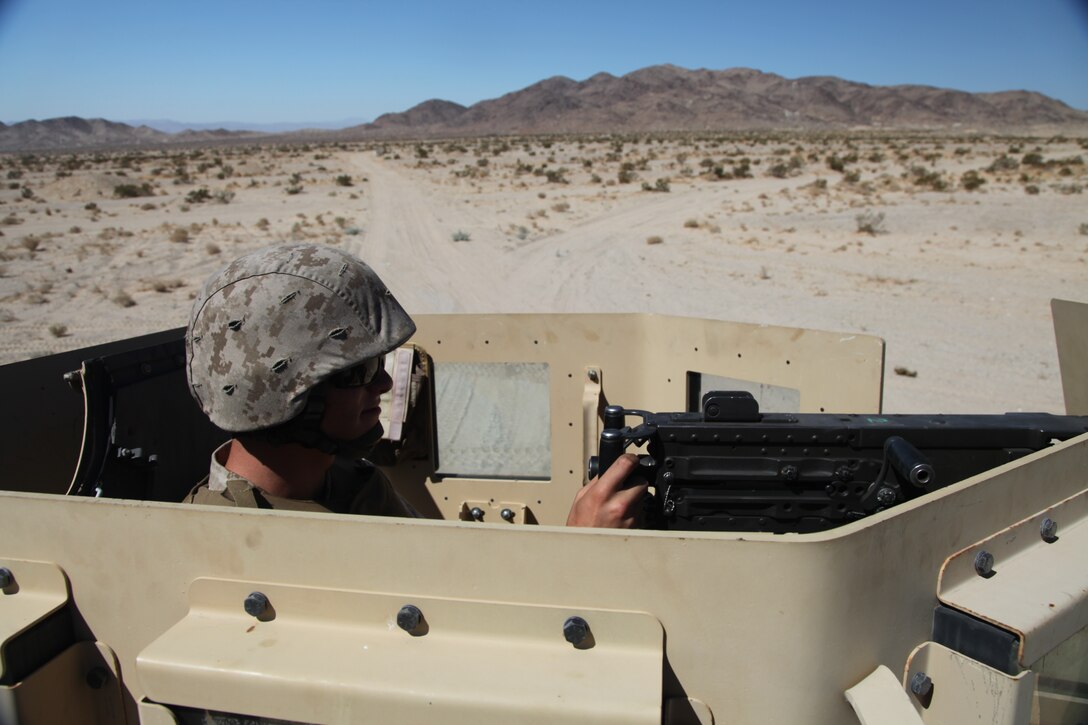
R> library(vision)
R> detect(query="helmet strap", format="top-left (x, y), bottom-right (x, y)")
top-left (248, 383), bottom-right (383, 458)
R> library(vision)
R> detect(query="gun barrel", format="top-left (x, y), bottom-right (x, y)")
top-left (885, 436), bottom-right (935, 489)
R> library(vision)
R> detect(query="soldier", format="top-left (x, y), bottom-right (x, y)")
top-left (185, 243), bottom-right (645, 527)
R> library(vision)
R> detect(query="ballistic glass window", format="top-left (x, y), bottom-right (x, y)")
top-left (433, 362), bottom-right (551, 479)
top-left (1031, 622), bottom-right (1088, 719)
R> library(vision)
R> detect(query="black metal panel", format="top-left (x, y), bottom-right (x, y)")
top-left (69, 332), bottom-right (229, 502)
top-left (932, 604), bottom-right (1021, 676)
top-left (0, 328), bottom-right (191, 495)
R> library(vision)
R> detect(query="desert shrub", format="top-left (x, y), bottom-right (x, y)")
top-left (213, 189), bottom-right (235, 204)
top-left (1024, 184), bottom-right (1040, 195)
top-left (48, 323), bottom-right (68, 338)
top-left (112, 291), bottom-right (136, 307)
top-left (855, 210), bottom-right (886, 235)
top-left (617, 165), bottom-right (637, 184)
top-left (961, 170), bottom-right (986, 191)
top-left (641, 178), bottom-right (670, 192)
top-left (988, 155), bottom-right (1020, 172)
top-left (844, 170), bottom-right (861, 184)
top-left (545, 168), bottom-right (568, 184)
top-left (551, 202), bottom-right (570, 212)
top-left (335, 175), bottom-right (353, 187)
top-left (645, 235), bottom-right (663, 245)
top-left (768, 163), bottom-right (791, 179)
top-left (1022, 152), bottom-right (1045, 167)
top-left (451, 230), bottom-right (471, 242)
top-left (206, 243), bottom-right (221, 255)
top-left (256, 218), bottom-right (270, 230)
top-left (185, 188), bottom-right (211, 204)
top-left (732, 160), bottom-right (752, 178)
top-left (84, 202), bottom-right (98, 211)
top-left (114, 183), bottom-right (153, 198)
top-left (1, 214), bottom-right (22, 226)
top-left (6, 170), bottom-right (22, 179)
top-left (1078, 222), bottom-right (1088, 236)
top-left (170, 227), bottom-right (190, 243)
top-left (909, 166), bottom-right (948, 191)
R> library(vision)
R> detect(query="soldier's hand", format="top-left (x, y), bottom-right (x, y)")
top-left (566, 453), bottom-right (648, 528)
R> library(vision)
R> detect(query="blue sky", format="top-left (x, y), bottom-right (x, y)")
top-left (1, 0), bottom-right (1086, 125)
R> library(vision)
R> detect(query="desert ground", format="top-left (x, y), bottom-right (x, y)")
top-left (0, 132), bottom-right (1085, 413)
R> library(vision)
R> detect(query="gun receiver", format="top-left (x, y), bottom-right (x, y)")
top-left (589, 391), bottom-right (1088, 533)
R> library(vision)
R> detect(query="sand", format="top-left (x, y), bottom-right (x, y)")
top-left (0, 134), bottom-right (1085, 413)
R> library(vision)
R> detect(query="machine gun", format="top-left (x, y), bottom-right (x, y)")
top-left (588, 391), bottom-right (1088, 533)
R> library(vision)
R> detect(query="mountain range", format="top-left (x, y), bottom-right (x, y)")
top-left (3, 65), bottom-right (1087, 152)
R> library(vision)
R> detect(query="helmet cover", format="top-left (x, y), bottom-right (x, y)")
top-left (186, 243), bottom-right (416, 432)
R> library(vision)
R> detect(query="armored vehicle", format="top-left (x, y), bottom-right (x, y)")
top-left (1, 301), bottom-right (1086, 724)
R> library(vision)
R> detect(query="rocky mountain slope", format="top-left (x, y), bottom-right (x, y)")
top-left (356, 65), bottom-right (1088, 137)
top-left (4, 66), bottom-right (1086, 152)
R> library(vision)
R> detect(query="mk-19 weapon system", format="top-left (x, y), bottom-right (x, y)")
top-left (588, 391), bottom-right (1088, 533)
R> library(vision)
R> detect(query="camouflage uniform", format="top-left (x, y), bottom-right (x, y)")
top-left (185, 243), bottom-right (418, 513)
top-left (186, 442), bottom-right (417, 516)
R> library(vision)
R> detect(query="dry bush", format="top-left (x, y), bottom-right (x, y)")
top-left (149, 279), bottom-right (184, 293)
top-left (646, 235), bottom-right (664, 245)
top-left (683, 218), bottom-right (700, 229)
top-left (170, 227), bottom-right (190, 244)
top-left (856, 211), bottom-right (886, 235)
top-left (48, 323), bottom-right (68, 338)
top-left (111, 290), bottom-right (136, 308)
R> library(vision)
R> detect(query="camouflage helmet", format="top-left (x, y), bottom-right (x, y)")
top-left (186, 243), bottom-right (416, 432)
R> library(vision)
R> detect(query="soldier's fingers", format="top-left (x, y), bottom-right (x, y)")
top-left (613, 482), bottom-right (649, 510)
top-left (593, 453), bottom-right (640, 496)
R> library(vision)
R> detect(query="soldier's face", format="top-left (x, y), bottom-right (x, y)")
top-left (320, 367), bottom-right (393, 440)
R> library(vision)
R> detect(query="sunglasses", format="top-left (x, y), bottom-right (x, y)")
top-left (330, 355), bottom-right (386, 388)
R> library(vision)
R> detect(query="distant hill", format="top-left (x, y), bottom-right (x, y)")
top-left (349, 65), bottom-right (1088, 137)
top-left (126, 118), bottom-right (369, 134)
top-left (3, 66), bottom-right (1087, 152)
top-left (0, 117), bottom-right (263, 152)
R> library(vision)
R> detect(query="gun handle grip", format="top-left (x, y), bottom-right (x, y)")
top-left (596, 428), bottom-right (625, 480)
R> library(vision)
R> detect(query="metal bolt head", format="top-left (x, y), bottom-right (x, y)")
top-left (1040, 518), bottom-right (1058, 543)
top-left (469, 507), bottom-right (484, 521)
top-left (243, 591), bottom-right (269, 617)
top-left (85, 666), bottom-right (109, 690)
top-left (909, 671), bottom-right (933, 699)
top-left (587, 369), bottom-right (599, 383)
top-left (974, 550), bottom-right (995, 577)
top-left (397, 604), bottom-right (422, 632)
top-left (563, 616), bottom-right (589, 646)
top-left (0, 568), bottom-right (12, 589)
top-left (876, 487), bottom-right (897, 505)
top-left (500, 508), bottom-right (515, 522)
top-left (780, 465), bottom-right (799, 481)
